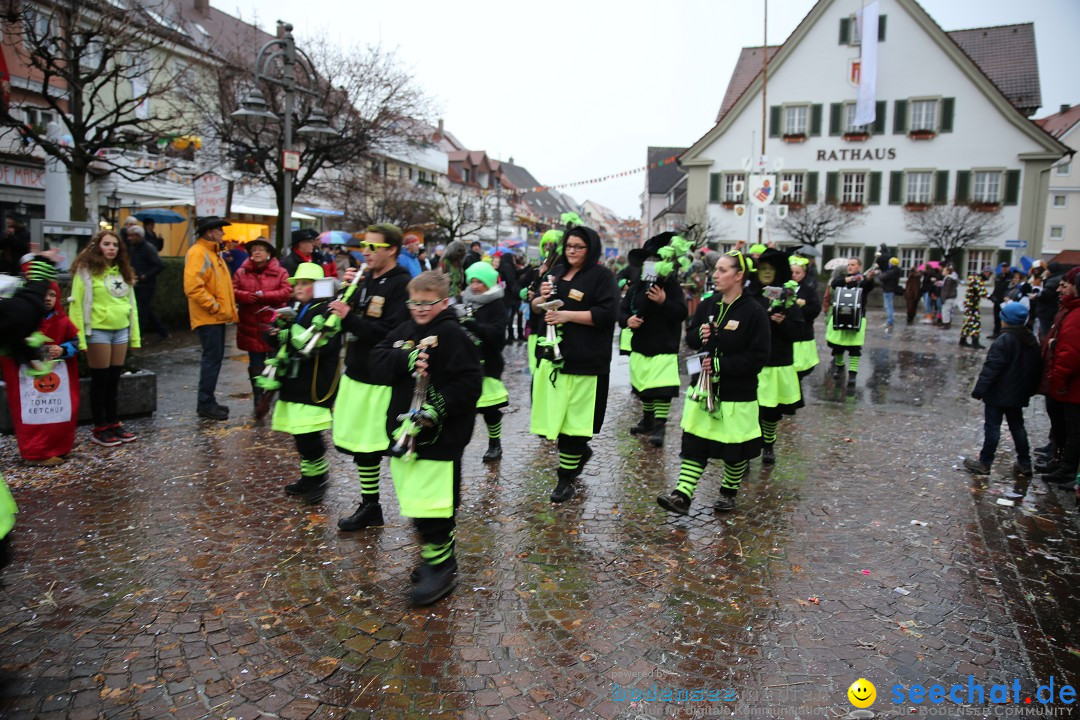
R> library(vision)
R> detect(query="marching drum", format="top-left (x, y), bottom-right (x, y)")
top-left (832, 287), bottom-right (863, 330)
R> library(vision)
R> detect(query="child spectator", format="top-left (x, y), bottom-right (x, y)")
top-left (962, 302), bottom-right (1042, 477)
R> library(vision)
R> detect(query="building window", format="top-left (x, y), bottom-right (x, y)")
top-left (905, 172), bottom-right (933, 204)
top-left (724, 173), bottom-right (745, 202)
top-left (1056, 162), bottom-right (1071, 177)
top-left (844, 103), bottom-right (869, 134)
top-left (841, 172), bottom-right (867, 205)
top-left (900, 247), bottom-right (925, 271)
top-left (1050, 226), bottom-right (1064, 240)
top-left (1053, 194), bottom-right (1067, 208)
top-left (966, 249), bottom-right (994, 278)
top-left (785, 105), bottom-right (808, 135)
top-left (461, 168), bottom-right (470, 184)
top-left (781, 173), bottom-right (804, 204)
top-left (720, 243), bottom-right (736, 254)
top-left (910, 100), bottom-right (937, 131)
top-left (836, 244), bottom-right (862, 260)
top-left (22, 107), bottom-right (57, 131)
top-left (973, 171), bottom-right (1001, 203)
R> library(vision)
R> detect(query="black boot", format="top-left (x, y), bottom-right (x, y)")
top-left (550, 468), bottom-right (575, 502)
top-left (761, 444), bottom-right (776, 465)
top-left (482, 438), bottom-right (502, 463)
top-left (410, 557), bottom-right (458, 606)
top-left (649, 419), bottom-right (666, 448)
top-left (713, 489), bottom-right (737, 512)
top-left (832, 363), bottom-right (845, 380)
top-left (337, 501), bottom-right (384, 531)
top-left (1043, 467), bottom-right (1077, 484)
top-left (629, 412), bottom-right (655, 434)
top-left (959, 336), bottom-right (969, 347)
top-left (847, 372), bottom-right (857, 389)
top-left (1034, 449), bottom-right (1064, 474)
top-left (972, 336), bottom-right (985, 349)
top-left (657, 490), bottom-right (690, 515)
top-left (1035, 440), bottom-right (1055, 459)
top-left (411, 555), bottom-right (457, 583)
top-left (285, 473), bottom-right (329, 504)
top-left (250, 378), bottom-right (264, 411)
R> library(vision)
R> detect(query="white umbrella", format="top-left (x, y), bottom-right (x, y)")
top-left (824, 257), bottom-right (850, 271)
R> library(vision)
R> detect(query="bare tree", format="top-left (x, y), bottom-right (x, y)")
top-left (683, 205), bottom-right (728, 250)
top-left (904, 205), bottom-right (1004, 265)
top-left (185, 30), bottom-right (431, 248)
top-left (776, 203), bottom-right (866, 250)
top-left (0, 1), bottom-right (197, 220)
top-left (328, 169), bottom-right (434, 230)
top-left (430, 185), bottom-right (490, 244)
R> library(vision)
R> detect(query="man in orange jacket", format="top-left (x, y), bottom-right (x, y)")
top-left (184, 216), bottom-right (239, 420)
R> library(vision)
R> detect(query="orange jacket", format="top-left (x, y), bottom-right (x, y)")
top-left (184, 237), bottom-right (238, 329)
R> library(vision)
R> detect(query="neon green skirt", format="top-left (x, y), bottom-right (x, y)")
top-left (527, 334), bottom-right (539, 374)
top-left (792, 339), bottom-right (820, 372)
top-left (757, 365), bottom-right (802, 408)
top-left (629, 352), bottom-right (680, 394)
top-left (530, 361), bottom-right (597, 440)
top-left (680, 394), bottom-right (761, 444)
top-left (477, 376), bottom-right (509, 409)
top-left (273, 400), bottom-right (333, 434)
top-left (0, 475), bottom-right (16, 540)
top-left (826, 317), bottom-right (866, 348)
top-left (332, 376), bottom-right (392, 453)
top-left (391, 457), bottom-right (454, 519)
top-left (619, 327), bottom-right (633, 354)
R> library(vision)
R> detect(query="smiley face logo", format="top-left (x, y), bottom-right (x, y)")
top-left (847, 678), bottom-right (876, 708)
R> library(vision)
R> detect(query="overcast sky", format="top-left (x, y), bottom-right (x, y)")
top-left (219, 0), bottom-right (1078, 219)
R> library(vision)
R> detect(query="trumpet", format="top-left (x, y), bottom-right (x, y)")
top-left (536, 298), bottom-right (564, 362)
top-left (687, 315), bottom-right (716, 413)
top-left (389, 335), bottom-right (439, 461)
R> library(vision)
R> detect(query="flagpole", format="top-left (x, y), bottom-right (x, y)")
top-left (759, 0), bottom-right (768, 244)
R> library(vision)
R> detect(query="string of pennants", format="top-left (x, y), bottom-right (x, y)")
top-left (477, 154), bottom-right (681, 196)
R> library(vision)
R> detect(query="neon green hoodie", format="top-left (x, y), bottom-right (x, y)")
top-left (69, 266), bottom-right (141, 350)
top-left (0, 475), bottom-right (15, 541)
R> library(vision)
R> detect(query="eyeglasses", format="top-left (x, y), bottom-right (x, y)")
top-left (405, 299), bottom-right (444, 307)
top-left (359, 242), bottom-right (391, 252)
top-left (565, 243), bottom-right (588, 251)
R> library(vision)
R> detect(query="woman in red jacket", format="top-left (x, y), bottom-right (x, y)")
top-left (233, 238), bottom-right (292, 409)
top-left (1041, 267), bottom-right (1080, 483)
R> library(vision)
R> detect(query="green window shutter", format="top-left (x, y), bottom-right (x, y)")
top-left (1004, 169), bottom-right (1021, 205)
top-left (806, 172), bottom-right (819, 203)
top-left (955, 170), bottom-right (971, 204)
top-left (839, 17), bottom-right (851, 44)
top-left (889, 171), bottom-right (903, 205)
top-left (825, 172), bottom-right (839, 203)
top-left (935, 170), bottom-right (949, 204)
top-left (997, 249), bottom-right (1012, 267)
top-left (810, 104), bottom-right (823, 136)
top-left (873, 101), bottom-right (887, 135)
top-left (893, 99), bottom-right (908, 134)
top-left (829, 103), bottom-right (843, 136)
top-left (709, 173), bottom-right (721, 203)
top-left (878, 15), bottom-right (887, 41)
top-left (940, 98), bottom-right (955, 133)
top-left (769, 106), bottom-right (782, 137)
top-left (868, 172), bottom-right (882, 205)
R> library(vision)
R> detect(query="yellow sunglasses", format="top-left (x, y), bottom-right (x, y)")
top-left (359, 242), bottom-right (391, 252)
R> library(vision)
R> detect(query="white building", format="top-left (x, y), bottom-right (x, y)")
top-left (1036, 104), bottom-right (1080, 260)
top-left (679, 0), bottom-right (1069, 274)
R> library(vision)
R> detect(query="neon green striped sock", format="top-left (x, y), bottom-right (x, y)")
top-left (641, 400), bottom-right (656, 413)
top-left (721, 460), bottom-right (748, 492)
top-left (487, 420), bottom-right (502, 439)
top-left (357, 464), bottom-right (380, 503)
top-left (301, 457), bottom-right (328, 477)
top-left (676, 459), bottom-right (707, 499)
top-left (761, 419), bottom-right (778, 445)
top-left (421, 532), bottom-right (455, 565)
top-left (559, 451), bottom-right (581, 471)
top-left (849, 356), bottom-right (861, 374)
top-left (654, 400), bottom-right (671, 421)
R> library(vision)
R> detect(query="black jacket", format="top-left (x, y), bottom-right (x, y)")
top-left (459, 285), bottom-right (507, 379)
top-left (127, 239), bottom-right (164, 288)
top-left (793, 282), bottom-right (821, 341)
top-left (341, 265), bottom-right (412, 384)
top-left (497, 257), bottom-right (519, 308)
top-left (0, 277), bottom-right (48, 363)
top-left (879, 266), bottom-right (901, 293)
top-left (539, 260), bottom-right (618, 375)
top-left (369, 308), bottom-right (483, 461)
top-left (751, 292), bottom-right (804, 367)
top-left (991, 275), bottom-right (1010, 304)
top-left (686, 293), bottom-right (770, 402)
top-left (272, 300), bottom-right (343, 408)
top-left (972, 326), bottom-right (1042, 408)
top-left (618, 273), bottom-right (687, 357)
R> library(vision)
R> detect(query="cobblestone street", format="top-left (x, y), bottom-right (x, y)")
top-left (1, 310), bottom-right (1078, 719)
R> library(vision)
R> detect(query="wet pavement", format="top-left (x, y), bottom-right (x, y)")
top-left (1, 309), bottom-right (1078, 719)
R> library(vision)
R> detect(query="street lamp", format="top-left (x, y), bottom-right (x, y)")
top-left (106, 190), bottom-right (121, 226)
top-left (231, 21), bottom-right (338, 247)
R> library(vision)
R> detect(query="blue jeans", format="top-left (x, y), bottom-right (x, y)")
top-left (196, 324), bottom-right (226, 409)
top-left (980, 405), bottom-right (1031, 466)
top-left (922, 292), bottom-right (934, 314)
top-left (882, 292), bottom-right (895, 326)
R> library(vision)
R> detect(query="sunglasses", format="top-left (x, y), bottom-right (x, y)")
top-left (359, 242), bottom-right (391, 252)
top-left (405, 299), bottom-right (444, 307)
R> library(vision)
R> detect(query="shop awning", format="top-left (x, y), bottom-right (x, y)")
top-left (133, 199), bottom-right (314, 220)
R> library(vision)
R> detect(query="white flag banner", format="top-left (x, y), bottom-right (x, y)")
top-left (854, 0), bottom-right (879, 127)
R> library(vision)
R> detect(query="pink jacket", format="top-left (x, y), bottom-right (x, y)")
top-left (232, 257), bottom-right (292, 352)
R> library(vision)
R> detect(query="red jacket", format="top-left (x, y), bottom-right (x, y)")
top-left (1044, 295), bottom-right (1080, 404)
top-left (233, 257), bottom-right (292, 352)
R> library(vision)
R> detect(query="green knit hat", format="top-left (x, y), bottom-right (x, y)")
top-left (465, 260), bottom-right (499, 289)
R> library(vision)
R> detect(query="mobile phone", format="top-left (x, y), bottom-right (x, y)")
top-left (313, 278), bottom-right (336, 299)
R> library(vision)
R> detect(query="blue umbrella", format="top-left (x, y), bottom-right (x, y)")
top-left (134, 208), bottom-right (186, 224)
top-left (319, 230), bottom-right (352, 245)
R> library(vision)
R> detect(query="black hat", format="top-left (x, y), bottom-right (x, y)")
top-left (755, 248), bottom-right (793, 285)
top-left (245, 238), bottom-right (276, 257)
top-left (291, 228), bottom-right (319, 245)
top-left (196, 216), bottom-right (231, 236)
top-left (628, 232), bottom-right (676, 267)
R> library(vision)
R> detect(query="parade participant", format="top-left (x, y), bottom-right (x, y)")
top-left (750, 248), bottom-right (804, 464)
top-left (69, 230), bottom-right (141, 446)
top-left (959, 267), bottom-right (990, 348)
top-left (270, 263), bottom-right (343, 504)
top-left (523, 229), bottom-right (564, 374)
top-left (233, 237), bottom-right (292, 411)
top-left (530, 225), bottom-right (618, 502)
top-left (457, 261), bottom-right (509, 462)
top-left (369, 270), bottom-right (482, 606)
top-left (827, 257), bottom-right (876, 389)
top-left (657, 251), bottom-right (770, 514)
top-left (1, 281), bottom-right (80, 465)
top-left (618, 232), bottom-right (689, 448)
top-left (790, 256), bottom-right (820, 378)
top-left (331, 224), bottom-right (412, 531)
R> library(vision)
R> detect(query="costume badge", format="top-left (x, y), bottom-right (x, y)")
top-left (723, 320), bottom-right (740, 330)
top-left (568, 289), bottom-right (584, 301)
top-left (366, 296), bottom-right (385, 317)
